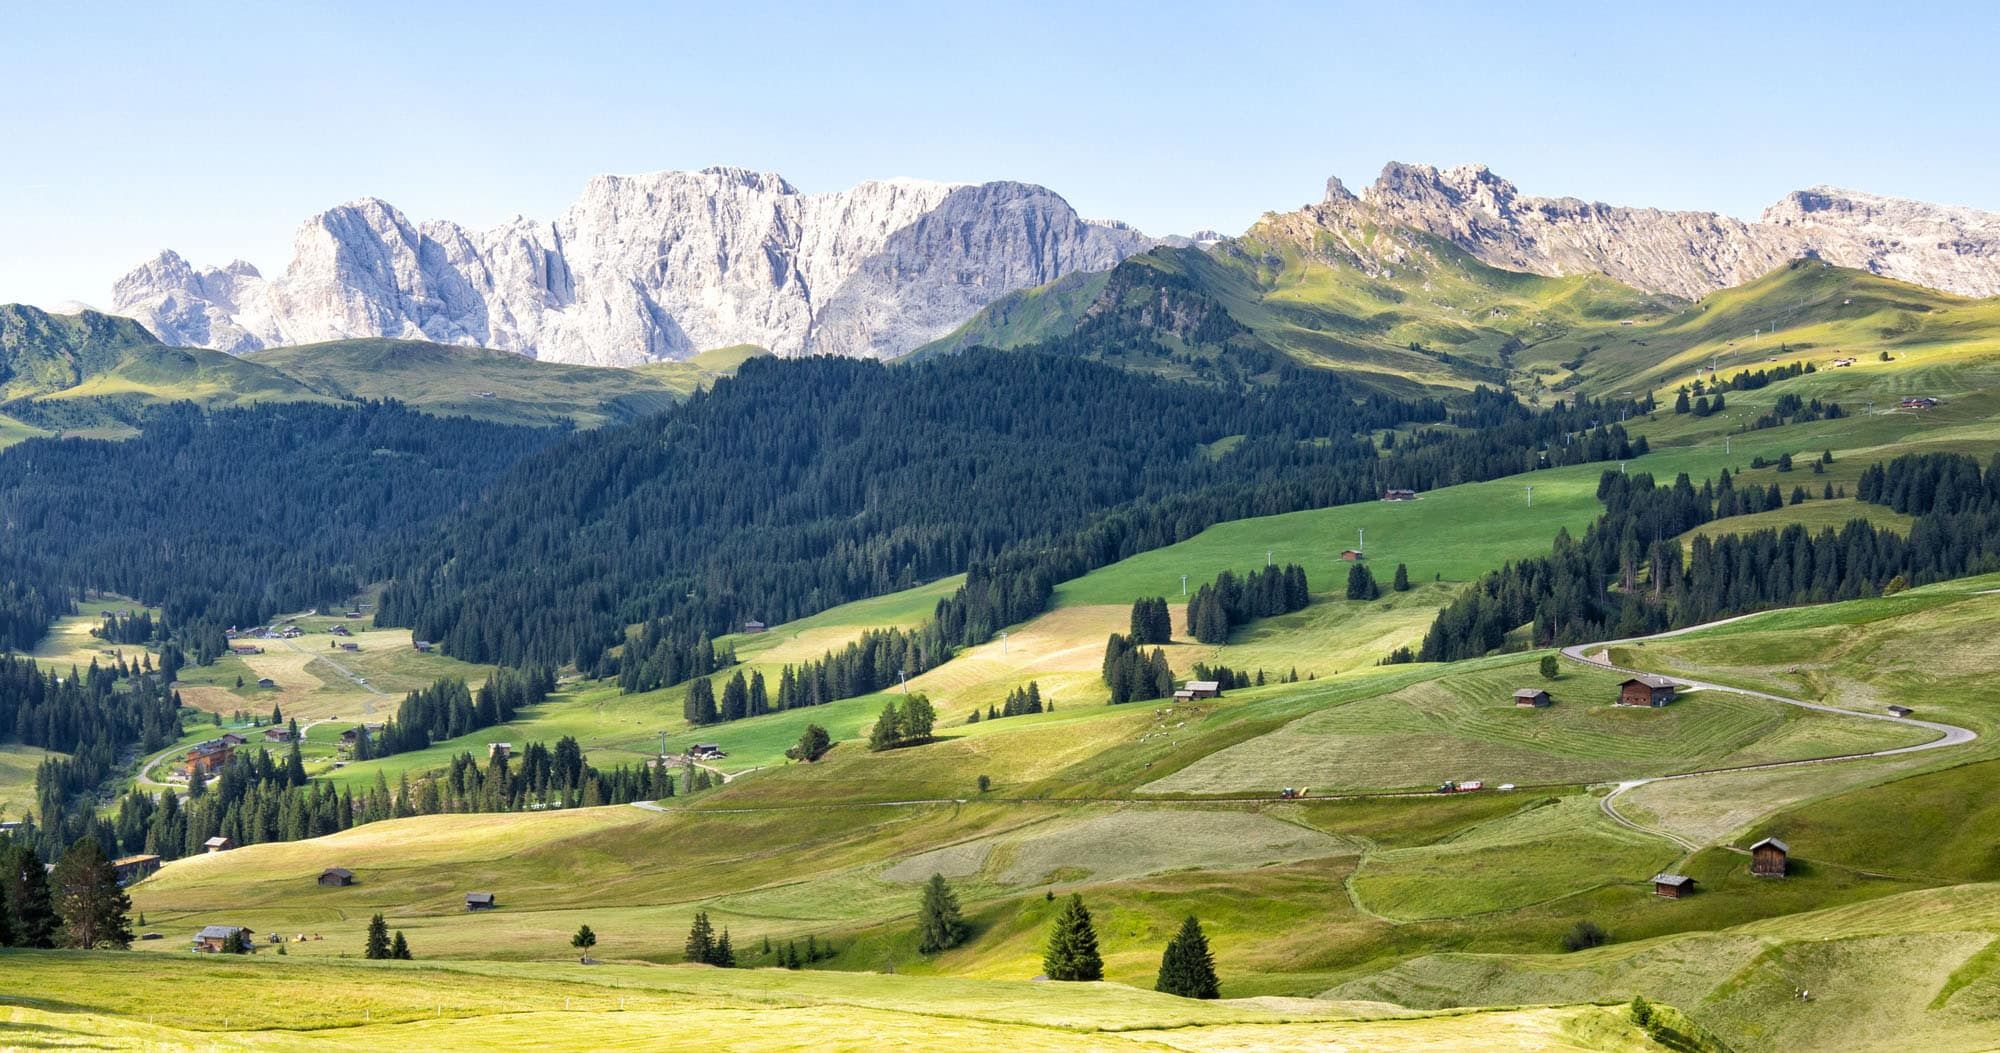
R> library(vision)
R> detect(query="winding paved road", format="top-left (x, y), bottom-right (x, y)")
top-left (1562, 610), bottom-right (1977, 851)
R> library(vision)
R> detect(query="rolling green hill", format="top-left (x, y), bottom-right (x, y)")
top-left (918, 212), bottom-right (2000, 410)
top-left (0, 307), bottom-right (772, 441)
top-left (0, 304), bottom-right (329, 437)
top-left (914, 215), bottom-right (1684, 392)
top-left (247, 339), bottom-right (685, 427)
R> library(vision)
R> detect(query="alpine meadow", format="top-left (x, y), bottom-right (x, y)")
top-left (7, 5), bottom-right (2000, 1050)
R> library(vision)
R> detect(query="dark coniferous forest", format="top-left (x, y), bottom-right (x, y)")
top-left (1417, 451), bottom-right (2000, 660)
top-left (0, 401), bottom-right (555, 653)
top-left (381, 350), bottom-right (1645, 671)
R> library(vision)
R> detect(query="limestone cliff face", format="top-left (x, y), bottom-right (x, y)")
top-left (113, 168), bottom-right (1152, 364)
top-left (1332, 163), bottom-right (2000, 299)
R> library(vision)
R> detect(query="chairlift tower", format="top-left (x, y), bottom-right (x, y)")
top-left (1525, 485), bottom-right (1533, 508)
top-left (1180, 574), bottom-right (1188, 597)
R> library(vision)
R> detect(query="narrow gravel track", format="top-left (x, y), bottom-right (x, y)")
top-left (1561, 611), bottom-right (1977, 851)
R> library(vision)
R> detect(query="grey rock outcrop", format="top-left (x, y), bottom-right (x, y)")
top-left (113, 168), bottom-right (1152, 364)
top-left (1342, 162), bottom-right (2000, 299)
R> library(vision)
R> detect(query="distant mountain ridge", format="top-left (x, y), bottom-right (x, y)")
top-left (113, 168), bottom-right (1154, 365)
top-left (1345, 162), bottom-right (2000, 299)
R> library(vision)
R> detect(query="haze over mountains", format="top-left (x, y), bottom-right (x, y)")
top-left (107, 162), bottom-right (2000, 367)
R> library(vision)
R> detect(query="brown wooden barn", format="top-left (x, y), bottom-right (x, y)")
top-left (1750, 837), bottom-right (1789, 877)
top-left (1619, 676), bottom-right (1677, 707)
top-left (1339, 549), bottom-right (1363, 561)
top-left (204, 836), bottom-right (236, 854)
top-left (1652, 873), bottom-right (1695, 898)
top-left (319, 867), bottom-right (355, 887)
top-left (466, 891), bottom-right (497, 911)
top-left (1513, 688), bottom-right (1552, 707)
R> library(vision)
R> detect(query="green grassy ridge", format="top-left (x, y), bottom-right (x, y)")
top-left (0, 305), bottom-right (331, 438)
top-left (0, 307), bottom-right (769, 441)
top-left (1529, 260), bottom-right (2000, 396)
top-left (247, 338), bottom-right (688, 427)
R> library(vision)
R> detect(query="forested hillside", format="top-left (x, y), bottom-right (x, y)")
top-left (1419, 451), bottom-right (2000, 659)
top-left (0, 401), bottom-right (554, 652)
top-left (381, 349), bottom-right (1645, 670)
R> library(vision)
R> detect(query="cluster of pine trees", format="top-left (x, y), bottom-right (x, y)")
top-left (1417, 452), bottom-right (2000, 661)
top-left (1127, 597), bottom-right (1173, 644)
top-left (1101, 633), bottom-right (1174, 704)
top-left (866, 694), bottom-right (938, 751)
top-left (363, 913), bottom-right (413, 960)
top-left (1036, 891), bottom-right (1221, 999)
top-left (1186, 565), bottom-right (1309, 644)
top-left (1751, 392), bottom-right (1843, 431)
top-left (683, 911), bottom-right (736, 967)
top-left (615, 623), bottom-right (733, 694)
top-left (368, 669), bottom-right (556, 757)
top-left (970, 681), bottom-right (1045, 723)
top-left (79, 734), bottom-right (673, 866)
top-left (0, 836), bottom-right (131, 950)
top-left (91, 611), bottom-right (157, 645)
top-left (3, 655), bottom-right (181, 759)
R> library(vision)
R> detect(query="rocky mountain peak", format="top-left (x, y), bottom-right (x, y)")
top-left (113, 169), bottom-right (1153, 364)
top-left (1321, 162), bottom-right (2000, 300)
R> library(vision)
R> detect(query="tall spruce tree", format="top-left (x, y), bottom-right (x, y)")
top-left (683, 677), bottom-right (718, 725)
top-left (685, 911), bottom-right (716, 964)
top-left (1154, 915), bottom-right (1220, 999)
top-left (391, 930), bottom-right (412, 960)
top-left (1392, 563), bottom-right (1411, 592)
top-left (49, 838), bottom-right (131, 949)
top-left (364, 913), bottom-right (391, 959)
top-left (1042, 894), bottom-right (1103, 981)
top-left (917, 873), bottom-right (967, 953)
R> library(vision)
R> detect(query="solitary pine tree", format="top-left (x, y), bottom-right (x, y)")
top-left (917, 873), bottom-right (966, 953)
top-left (391, 930), bottom-right (412, 959)
top-left (1042, 894), bottom-right (1103, 981)
top-left (572, 924), bottom-right (597, 953)
top-left (364, 913), bottom-right (391, 959)
top-left (714, 928), bottom-right (735, 967)
top-left (1392, 563), bottom-right (1411, 592)
top-left (1154, 915), bottom-right (1220, 999)
top-left (49, 839), bottom-right (131, 950)
top-left (685, 911), bottom-right (716, 964)
top-left (792, 723), bottom-right (832, 762)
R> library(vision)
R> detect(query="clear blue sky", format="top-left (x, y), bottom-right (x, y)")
top-left (4, 0), bottom-right (1996, 308)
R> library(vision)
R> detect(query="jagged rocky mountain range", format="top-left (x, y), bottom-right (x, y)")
top-left (1337, 163), bottom-right (2000, 301)
top-left (113, 169), bottom-right (1152, 365)
top-left (111, 163), bottom-right (2000, 365)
